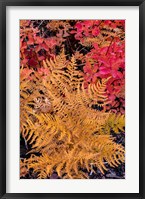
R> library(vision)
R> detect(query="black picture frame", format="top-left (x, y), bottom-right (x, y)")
top-left (0, 0), bottom-right (144, 198)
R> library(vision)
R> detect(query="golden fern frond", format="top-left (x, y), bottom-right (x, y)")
top-left (100, 114), bottom-right (125, 135)
top-left (23, 134), bottom-right (124, 179)
top-left (20, 52), bottom-right (125, 179)
top-left (87, 77), bottom-right (111, 106)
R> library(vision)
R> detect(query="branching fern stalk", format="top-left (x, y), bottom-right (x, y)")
top-left (20, 51), bottom-right (125, 179)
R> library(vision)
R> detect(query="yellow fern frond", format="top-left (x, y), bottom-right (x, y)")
top-left (20, 51), bottom-right (125, 179)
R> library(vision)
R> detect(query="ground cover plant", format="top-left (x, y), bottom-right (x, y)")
top-left (20, 20), bottom-right (125, 179)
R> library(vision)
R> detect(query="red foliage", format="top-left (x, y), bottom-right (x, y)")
top-left (20, 20), bottom-right (125, 113)
top-left (20, 21), bottom-right (58, 68)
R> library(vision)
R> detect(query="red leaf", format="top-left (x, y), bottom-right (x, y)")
top-left (38, 56), bottom-right (45, 61)
top-left (84, 62), bottom-right (92, 74)
top-left (27, 34), bottom-right (34, 45)
top-left (21, 68), bottom-right (33, 80)
top-left (99, 67), bottom-right (111, 75)
top-left (35, 36), bottom-right (44, 44)
top-left (92, 27), bottom-right (100, 36)
top-left (44, 38), bottom-right (57, 49)
top-left (21, 41), bottom-right (27, 51)
top-left (28, 58), bottom-right (38, 67)
top-left (75, 22), bottom-right (82, 30)
top-left (41, 42), bottom-right (49, 51)
top-left (37, 67), bottom-right (50, 76)
top-left (70, 30), bottom-right (76, 34)
top-left (21, 58), bottom-right (28, 65)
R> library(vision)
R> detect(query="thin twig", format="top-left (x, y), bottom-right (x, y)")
top-left (23, 136), bottom-right (28, 150)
